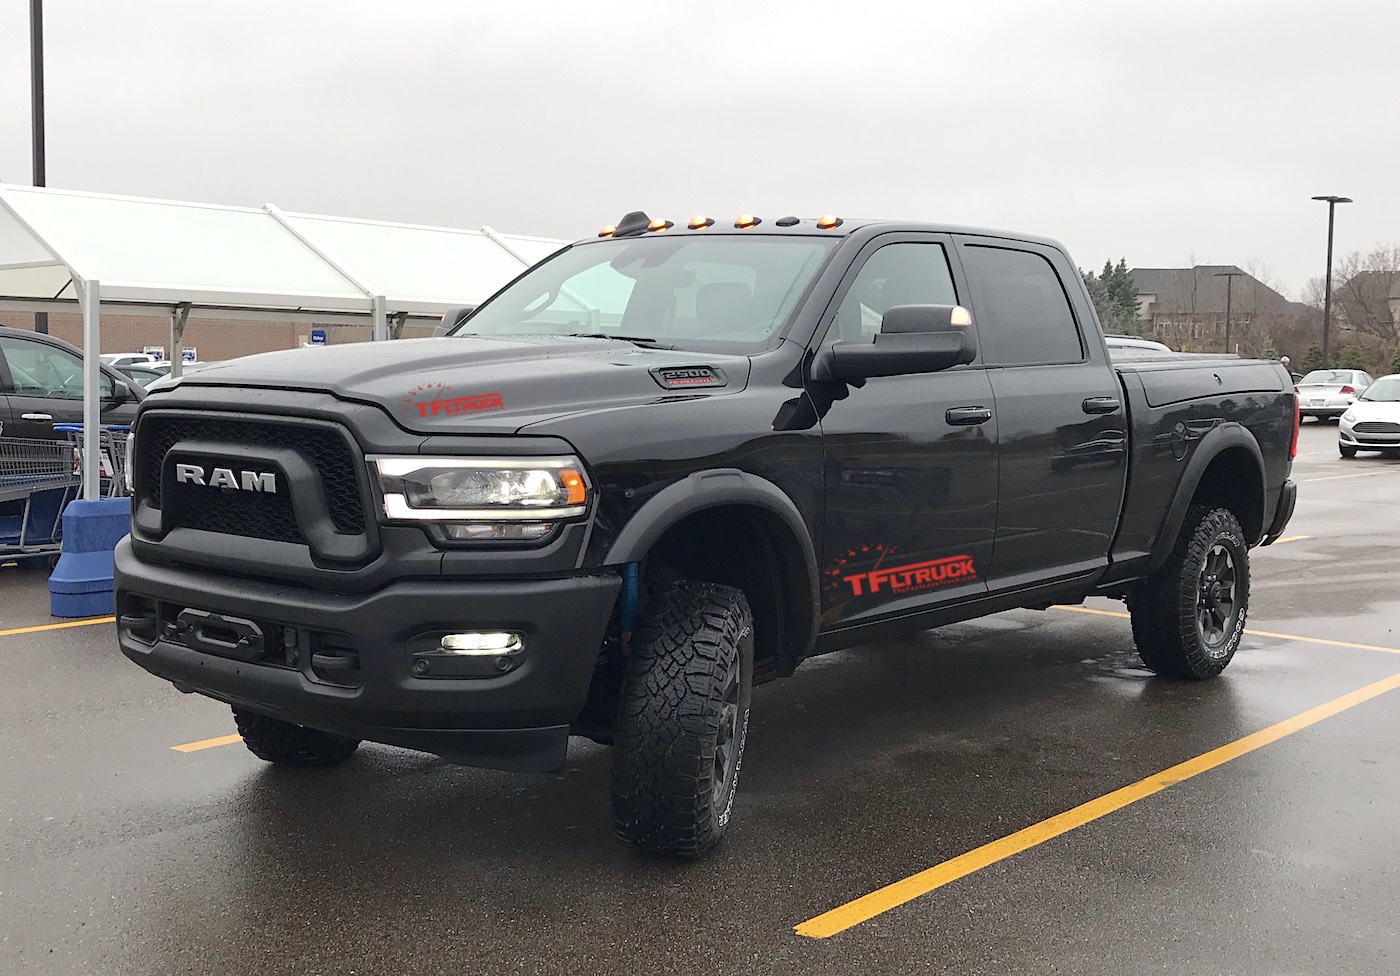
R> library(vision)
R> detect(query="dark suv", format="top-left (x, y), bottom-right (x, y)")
top-left (0, 326), bottom-right (144, 439)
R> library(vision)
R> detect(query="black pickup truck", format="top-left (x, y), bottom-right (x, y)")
top-left (116, 212), bottom-right (1297, 857)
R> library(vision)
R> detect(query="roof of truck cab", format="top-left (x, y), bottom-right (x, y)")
top-left (576, 218), bottom-right (1069, 251)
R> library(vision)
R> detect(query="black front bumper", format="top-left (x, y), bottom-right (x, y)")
top-left (115, 540), bottom-right (621, 771)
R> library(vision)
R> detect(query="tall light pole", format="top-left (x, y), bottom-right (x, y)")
top-left (30, 0), bottom-right (49, 334)
top-left (1311, 194), bottom-right (1353, 368)
top-left (1214, 270), bottom-right (1246, 355)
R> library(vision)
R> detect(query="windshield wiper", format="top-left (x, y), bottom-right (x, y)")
top-left (565, 333), bottom-right (664, 347)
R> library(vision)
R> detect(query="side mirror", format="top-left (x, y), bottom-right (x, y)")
top-left (106, 380), bottom-right (135, 403)
top-left (811, 304), bottom-right (977, 382)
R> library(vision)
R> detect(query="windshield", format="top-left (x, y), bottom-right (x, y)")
top-left (1299, 370), bottom-right (1352, 385)
top-left (1360, 377), bottom-right (1400, 402)
top-left (454, 236), bottom-right (835, 352)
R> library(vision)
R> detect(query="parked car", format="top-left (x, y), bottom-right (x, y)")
top-left (0, 327), bottom-right (145, 439)
top-left (117, 364), bottom-right (169, 389)
top-left (1339, 374), bottom-right (1400, 457)
top-left (116, 212), bottom-right (1296, 858)
top-left (100, 352), bottom-right (161, 370)
top-left (1296, 368), bottom-right (1373, 421)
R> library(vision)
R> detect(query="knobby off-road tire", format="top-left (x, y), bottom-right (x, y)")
top-left (233, 708), bottom-right (361, 766)
top-left (1128, 506), bottom-right (1250, 680)
top-left (611, 581), bottom-right (754, 859)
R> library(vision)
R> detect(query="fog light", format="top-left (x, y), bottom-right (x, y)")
top-left (442, 522), bottom-right (555, 541)
top-left (440, 632), bottom-right (524, 655)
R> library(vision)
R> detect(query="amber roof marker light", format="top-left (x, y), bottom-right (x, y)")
top-left (688, 216), bottom-right (716, 230)
top-left (816, 214), bottom-right (844, 230)
top-left (734, 214), bottom-right (762, 229)
top-left (598, 225), bottom-right (616, 238)
top-left (647, 218), bottom-right (674, 233)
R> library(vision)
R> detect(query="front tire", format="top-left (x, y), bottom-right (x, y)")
top-left (611, 581), bottom-right (754, 859)
top-left (233, 708), bottom-right (361, 766)
top-left (1128, 507), bottom-right (1249, 680)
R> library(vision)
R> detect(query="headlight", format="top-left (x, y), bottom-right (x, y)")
top-left (1341, 409), bottom-right (1356, 423)
top-left (371, 456), bottom-right (589, 533)
top-left (123, 431), bottom-right (136, 494)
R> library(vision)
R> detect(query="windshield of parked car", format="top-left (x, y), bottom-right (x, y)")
top-left (453, 236), bottom-right (835, 352)
top-left (1299, 370), bottom-right (1351, 385)
top-left (1359, 377), bottom-right (1400, 402)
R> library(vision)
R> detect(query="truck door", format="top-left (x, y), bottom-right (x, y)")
top-left (807, 235), bottom-right (997, 629)
top-left (954, 237), bottom-right (1128, 590)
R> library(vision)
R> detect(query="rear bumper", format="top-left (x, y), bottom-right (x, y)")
top-left (1262, 479), bottom-right (1297, 545)
top-left (115, 539), bottom-right (621, 771)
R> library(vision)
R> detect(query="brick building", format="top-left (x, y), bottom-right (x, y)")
top-left (0, 309), bottom-right (434, 361)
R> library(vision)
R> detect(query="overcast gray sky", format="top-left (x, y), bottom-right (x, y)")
top-left (2, 0), bottom-right (1397, 298)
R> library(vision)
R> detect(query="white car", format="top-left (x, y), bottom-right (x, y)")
top-left (1296, 368), bottom-right (1374, 421)
top-left (100, 352), bottom-right (160, 369)
top-left (1339, 375), bottom-right (1400, 457)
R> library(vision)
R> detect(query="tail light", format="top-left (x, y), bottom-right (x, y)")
top-left (1290, 395), bottom-right (1300, 459)
top-left (1340, 385), bottom-right (1356, 394)
top-left (1293, 385), bottom-right (1299, 394)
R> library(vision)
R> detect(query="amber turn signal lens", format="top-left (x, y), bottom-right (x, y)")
top-left (560, 468), bottom-right (587, 505)
top-left (734, 214), bottom-right (761, 229)
top-left (816, 214), bottom-right (843, 229)
top-left (647, 219), bottom-right (673, 232)
top-left (688, 216), bottom-right (715, 229)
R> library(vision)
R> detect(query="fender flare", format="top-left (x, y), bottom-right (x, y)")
top-left (1150, 423), bottom-right (1267, 572)
top-left (604, 468), bottom-right (820, 662)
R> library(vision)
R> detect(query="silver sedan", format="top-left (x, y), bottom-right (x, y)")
top-left (1297, 368), bottom-right (1375, 421)
top-left (1339, 374), bottom-right (1400, 457)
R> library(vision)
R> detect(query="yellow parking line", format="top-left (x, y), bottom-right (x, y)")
top-left (795, 669), bottom-right (1400, 939)
top-left (0, 616), bottom-right (115, 638)
top-left (1050, 605), bottom-right (1400, 656)
top-left (1268, 535), bottom-right (1309, 545)
top-left (171, 734), bottom-right (243, 753)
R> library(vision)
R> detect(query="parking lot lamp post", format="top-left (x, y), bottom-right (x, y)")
top-left (1214, 270), bottom-right (1246, 355)
top-left (1311, 194), bottom-right (1353, 369)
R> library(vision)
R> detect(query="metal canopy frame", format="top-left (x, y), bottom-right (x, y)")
top-left (0, 185), bottom-right (566, 499)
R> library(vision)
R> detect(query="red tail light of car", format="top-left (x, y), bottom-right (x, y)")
top-left (1340, 385), bottom-right (1356, 394)
top-left (1290, 395), bottom-right (1300, 459)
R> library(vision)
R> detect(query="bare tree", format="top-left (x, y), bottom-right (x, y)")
top-left (1332, 245), bottom-right (1400, 345)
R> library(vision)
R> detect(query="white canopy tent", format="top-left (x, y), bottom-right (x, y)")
top-left (0, 185), bottom-right (566, 499)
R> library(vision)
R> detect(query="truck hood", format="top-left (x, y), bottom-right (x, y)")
top-left (167, 336), bottom-right (752, 433)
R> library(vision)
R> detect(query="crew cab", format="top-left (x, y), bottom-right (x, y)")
top-left (115, 212), bottom-right (1297, 858)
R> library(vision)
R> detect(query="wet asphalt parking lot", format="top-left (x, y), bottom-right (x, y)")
top-left (3, 420), bottom-right (1399, 976)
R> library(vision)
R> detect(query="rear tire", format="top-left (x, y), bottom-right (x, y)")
top-left (233, 708), bottom-right (361, 766)
top-left (1128, 507), bottom-right (1249, 680)
top-left (611, 581), bottom-right (754, 859)
top-left (1340, 443), bottom-right (1357, 458)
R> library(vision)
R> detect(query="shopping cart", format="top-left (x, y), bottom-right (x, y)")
top-left (0, 435), bottom-right (82, 559)
top-left (53, 424), bottom-right (132, 499)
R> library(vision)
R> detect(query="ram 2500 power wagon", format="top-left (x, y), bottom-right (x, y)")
top-left (116, 211), bottom-right (1298, 857)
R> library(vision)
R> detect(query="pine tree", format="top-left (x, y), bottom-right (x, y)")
top-left (1390, 344), bottom-right (1400, 375)
top-left (1299, 345), bottom-right (1325, 374)
top-left (1259, 337), bottom-right (1281, 361)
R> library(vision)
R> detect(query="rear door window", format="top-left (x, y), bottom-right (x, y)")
top-left (959, 245), bottom-right (1084, 367)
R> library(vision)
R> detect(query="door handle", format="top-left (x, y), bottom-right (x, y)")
top-left (1081, 397), bottom-right (1120, 415)
top-left (21, 413), bottom-right (54, 421)
top-left (946, 406), bottom-right (992, 426)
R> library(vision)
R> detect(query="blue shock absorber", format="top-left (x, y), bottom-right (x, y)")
top-left (619, 562), bottom-right (640, 650)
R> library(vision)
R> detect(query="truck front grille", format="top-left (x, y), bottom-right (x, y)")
top-left (137, 414), bottom-right (367, 541)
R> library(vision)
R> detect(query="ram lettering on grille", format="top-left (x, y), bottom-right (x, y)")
top-left (175, 463), bottom-right (277, 493)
